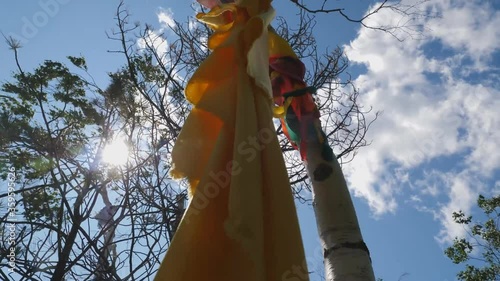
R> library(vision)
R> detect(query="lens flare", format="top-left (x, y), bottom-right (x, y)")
top-left (102, 137), bottom-right (129, 165)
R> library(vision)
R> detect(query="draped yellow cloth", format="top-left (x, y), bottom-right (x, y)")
top-left (154, 1), bottom-right (309, 280)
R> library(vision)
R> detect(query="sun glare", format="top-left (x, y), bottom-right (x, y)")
top-left (102, 137), bottom-right (129, 166)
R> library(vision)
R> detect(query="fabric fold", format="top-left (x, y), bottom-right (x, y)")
top-left (154, 2), bottom-right (309, 280)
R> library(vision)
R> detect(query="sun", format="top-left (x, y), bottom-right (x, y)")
top-left (102, 137), bottom-right (129, 166)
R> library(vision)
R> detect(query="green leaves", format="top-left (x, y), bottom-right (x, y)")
top-left (67, 56), bottom-right (88, 71)
top-left (452, 210), bottom-right (473, 224)
top-left (0, 58), bottom-right (101, 225)
top-left (22, 187), bottom-right (61, 224)
top-left (457, 265), bottom-right (498, 281)
top-left (478, 195), bottom-right (500, 215)
top-left (446, 195), bottom-right (500, 281)
top-left (445, 238), bottom-right (472, 264)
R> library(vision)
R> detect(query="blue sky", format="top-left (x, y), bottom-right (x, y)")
top-left (1, 1), bottom-right (499, 281)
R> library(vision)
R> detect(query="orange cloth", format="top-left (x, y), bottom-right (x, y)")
top-left (154, 2), bottom-right (308, 281)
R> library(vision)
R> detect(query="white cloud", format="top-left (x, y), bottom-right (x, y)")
top-left (137, 7), bottom-right (174, 64)
top-left (137, 29), bottom-right (168, 55)
top-left (426, 0), bottom-right (500, 66)
top-left (342, 0), bottom-right (500, 241)
top-left (414, 170), bottom-right (443, 197)
top-left (157, 8), bottom-right (176, 29)
top-left (188, 16), bottom-right (199, 31)
top-left (434, 171), bottom-right (482, 244)
top-left (409, 195), bottom-right (422, 203)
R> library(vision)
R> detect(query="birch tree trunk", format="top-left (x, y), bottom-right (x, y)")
top-left (305, 141), bottom-right (375, 281)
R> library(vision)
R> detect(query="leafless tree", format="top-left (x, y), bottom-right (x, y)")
top-left (0, 0), bottom-right (433, 279)
top-left (291, 0), bottom-right (431, 41)
top-left (0, 45), bottom-right (182, 280)
top-left (108, 2), bottom-right (377, 202)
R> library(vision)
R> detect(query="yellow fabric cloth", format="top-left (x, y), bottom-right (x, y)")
top-left (154, 1), bottom-right (309, 281)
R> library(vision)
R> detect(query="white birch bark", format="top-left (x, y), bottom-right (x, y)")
top-left (305, 141), bottom-right (375, 281)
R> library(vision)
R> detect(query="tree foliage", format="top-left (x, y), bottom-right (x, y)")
top-left (445, 195), bottom-right (500, 281)
top-left (0, 51), bottom-right (181, 280)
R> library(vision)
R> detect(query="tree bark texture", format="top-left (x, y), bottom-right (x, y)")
top-left (306, 142), bottom-right (375, 281)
